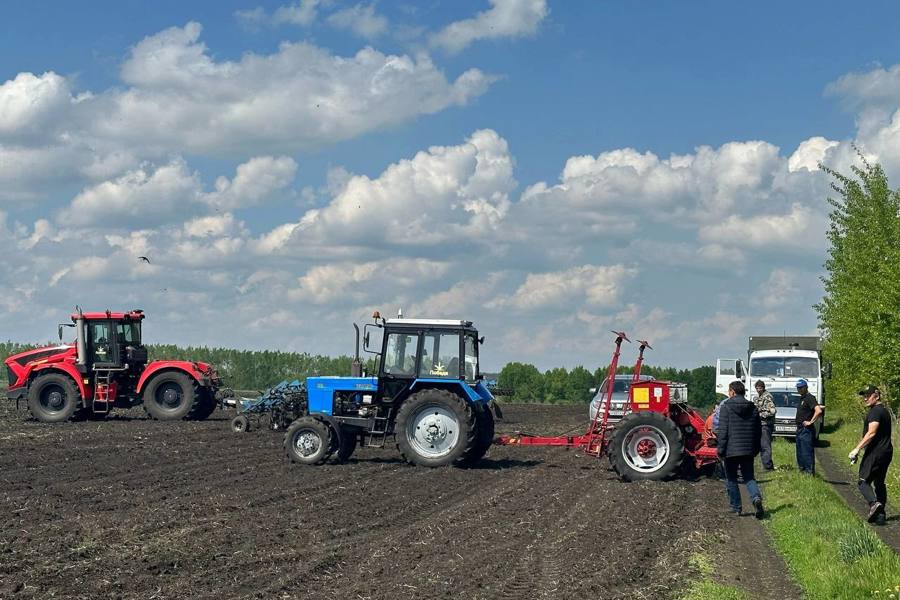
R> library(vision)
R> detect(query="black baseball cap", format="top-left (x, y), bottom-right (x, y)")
top-left (858, 385), bottom-right (880, 396)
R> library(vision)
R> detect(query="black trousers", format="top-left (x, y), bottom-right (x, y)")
top-left (858, 452), bottom-right (892, 506)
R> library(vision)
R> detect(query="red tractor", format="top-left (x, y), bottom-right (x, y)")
top-left (4, 308), bottom-right (220, 422)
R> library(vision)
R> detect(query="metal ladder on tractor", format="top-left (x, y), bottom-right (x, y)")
top-left (92, 368), bottom-right (123, 414)
top-left (364, 406), bottom-right (394, 448)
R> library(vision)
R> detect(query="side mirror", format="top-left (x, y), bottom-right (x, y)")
top-left (823, 362), bottom-right (833, 379)
top-left (58, 323), bottom-right (74, 342)
top-left (479, 336), bottom-right (485, 344)
top-left (363, 323), bottom-right (383, 353)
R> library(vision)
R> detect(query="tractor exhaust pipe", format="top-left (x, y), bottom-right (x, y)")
top-left (351, 323), bottom-right (362, 377)
top-left (75, 305), bottom-right (87, 366)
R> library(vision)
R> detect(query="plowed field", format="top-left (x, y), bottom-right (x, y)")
top-left (0, 403), bottom-right (740, 599)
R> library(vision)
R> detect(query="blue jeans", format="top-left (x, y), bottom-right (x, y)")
top-left (796, 425), bottom-right (815, 474)
top-left (724, 456), bottom-right (762, 513)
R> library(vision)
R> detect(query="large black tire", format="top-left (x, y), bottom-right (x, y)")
top-left (284, 417), bottom-right (333, 465)
top-left (461, 405), bottom-right (494, 466)
top-left (396, 388), bottom-right (475, 467)
top-left (143, 371), bottom-right (198, 421)
top-left (336, 428), bottom-right (358, 463)
top-left (608, 411), bottom-right (684, 481)
top-left (189, 389), bottom-right (218, 421)
top-left (27, 373), bottom-right (81, 423)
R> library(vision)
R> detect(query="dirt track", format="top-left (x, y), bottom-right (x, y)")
top-left (1, 403), bottom-right (763, 599)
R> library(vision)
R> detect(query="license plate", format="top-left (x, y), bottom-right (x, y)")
top-left (775, 425), bottom-right (793, 433)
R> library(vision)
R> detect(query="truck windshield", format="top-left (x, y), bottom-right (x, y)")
top-left (750, 357), bottom-right (818, 378)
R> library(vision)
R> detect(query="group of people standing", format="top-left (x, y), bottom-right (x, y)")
top-left (713, 379), bottom-right (893, 526)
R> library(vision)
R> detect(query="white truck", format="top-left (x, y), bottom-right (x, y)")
top-left (716, 336), bottom-right (829, 438)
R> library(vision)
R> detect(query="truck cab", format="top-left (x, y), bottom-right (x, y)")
top-left (716, 336), bottom-right (827, 429)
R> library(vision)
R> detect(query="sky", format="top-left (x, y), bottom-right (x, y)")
top-left (3, 0), bottom-right (900, 371)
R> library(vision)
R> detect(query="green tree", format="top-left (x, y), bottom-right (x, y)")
top-left (567, 365), bottom-right (595, 403)
top-left (497, 362), bottom-right (544, 403)
top-left (818, 158), bottom-right (900, 413)
top-left (542, 367), bottom-right (570, 404)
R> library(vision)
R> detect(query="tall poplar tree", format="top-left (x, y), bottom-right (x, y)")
top-left (818, 157), bottom-right (900, 412)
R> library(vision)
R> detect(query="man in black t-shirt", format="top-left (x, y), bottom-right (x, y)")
top-left (795, 379), bottom-right (823, 474)
top-left (848, 385), bottom-right (894, 525)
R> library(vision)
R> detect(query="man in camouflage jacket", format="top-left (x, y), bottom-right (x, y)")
top-left (753, 380), bottom-right (777, 470)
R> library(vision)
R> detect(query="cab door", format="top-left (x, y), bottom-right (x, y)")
top-left (88, 320), bottom-right (121, 368)
top-left (378, 330), bottom-right (420, 402)
top-left (715, 358), bottom-right (745, 395)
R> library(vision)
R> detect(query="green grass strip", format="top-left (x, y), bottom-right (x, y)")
top-left (762, 439), bottom-right (900, 599)
top-left (681, 547), bottom-right (750, 600)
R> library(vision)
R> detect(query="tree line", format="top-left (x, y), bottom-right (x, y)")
top-left (496, 362), bottom-right (717, 410)
top-left (1, 340), bottom-right (717, 408)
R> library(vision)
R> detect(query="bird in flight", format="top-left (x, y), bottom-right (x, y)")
top-left (138, 256), bottom-right (151, 264)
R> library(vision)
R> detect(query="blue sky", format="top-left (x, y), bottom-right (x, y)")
top-left (2, 1), bottom-right (900, 371)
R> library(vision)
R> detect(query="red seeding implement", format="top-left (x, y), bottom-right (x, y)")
top-left (496, 331), bottom-right (719, 481)
top-left (4, 307), bottom-right (221, 422)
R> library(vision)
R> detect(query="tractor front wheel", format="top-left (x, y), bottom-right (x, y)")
top-left (396, 389), bottom-right (475, 467)
top-left (143, 372), bottom-right (197, 420)
top-left (609, 411), bottom-right (684, 481)
top-left (27, 373), bottom-right (80, 423)
top-left (284, 417), bottom-right (332, 465)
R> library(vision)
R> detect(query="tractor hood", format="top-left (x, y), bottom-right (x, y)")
top-left (5, 344), bottom-right (75, 367)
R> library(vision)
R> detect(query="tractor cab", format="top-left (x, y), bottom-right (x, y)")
top-left (370, 318), bottom-right (481, 402)
top-left (70, 309), bottom-right (148, 372)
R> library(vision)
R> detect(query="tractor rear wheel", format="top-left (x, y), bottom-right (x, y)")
top-left (189, 389), bottom-right (218, 421)
top-left (609, 411), bottom-right (684, 481)
top-left (27, 373), bottom-right (80, 423)
top-left (143, 372), bottom-right (197, 420)
top-left (461, 405), bottom-right (494, 466)
top-left (284, 417), bottom-right (332, 465)
top-left (396, 388), bottom-right (475, 467)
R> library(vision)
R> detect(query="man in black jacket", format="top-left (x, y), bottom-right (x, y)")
top-left (716, 380), bottom-right (765, 518)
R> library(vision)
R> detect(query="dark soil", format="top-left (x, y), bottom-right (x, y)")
top-left (0, 402), bottom-right (783, 599)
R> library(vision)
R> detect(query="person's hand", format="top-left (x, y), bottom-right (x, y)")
top-left (802, 420), bottom-right (812, 427)
top-left (848, 448), bottom-right (859, 461)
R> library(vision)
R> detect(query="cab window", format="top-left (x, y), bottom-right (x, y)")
top-left (90, 322), bottom-right (112, 363)
top-left (383, 333), bottom-right (419, 376)
top-left (419, 332), bottom-right (461, 379)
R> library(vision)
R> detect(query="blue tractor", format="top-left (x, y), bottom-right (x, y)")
top-left (283, 313), bottom-right (499, 467)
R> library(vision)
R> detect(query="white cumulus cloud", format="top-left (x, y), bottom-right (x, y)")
top-left (430, 0), bottom-right (549, 54)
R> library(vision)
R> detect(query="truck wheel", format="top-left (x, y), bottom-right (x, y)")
top-left (609, 411), bottom-right (684, 481)
top-left (284, 417), bottom-right (332, 465)
top-left (27, 373), bottom-right (80, 423)
top-left (143, 372), bottom-right (196, 420)
top-left (461, 406), bottom-right (494, 466)
top-left (231, 415), bottom-right (250, 433)
top-left (396, 388), bottom-right (475, 467)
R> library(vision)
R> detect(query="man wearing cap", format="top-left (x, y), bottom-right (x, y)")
top-left (795, 378), bottom-right (822, 474)
top-left (848, 385), bottom-right (893, 524)
top-left (753, 380), bottom-right (777, 470)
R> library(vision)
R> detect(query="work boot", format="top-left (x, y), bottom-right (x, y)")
top-left (867, 502), bottom-right (884, 523)
top-left (874, 512), bottom-right (887, 526)
top-left (753, 497), bottom-right (765, 519)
